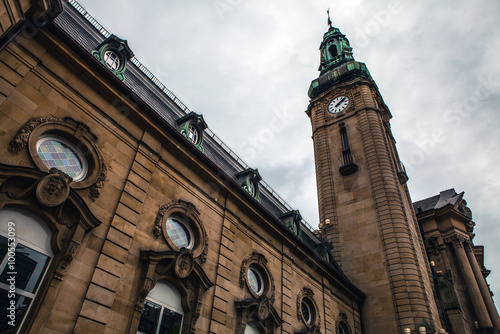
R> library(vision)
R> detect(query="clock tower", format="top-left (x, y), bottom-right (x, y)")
top-left (307, 22), bottom-right (443, 333)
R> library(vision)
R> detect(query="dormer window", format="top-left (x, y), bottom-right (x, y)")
top-left (187, 124), bottom-right (199, 145)
top-left (235, 168), bottom-right (262, 202)
top-left (91, 35), bottom-right (133, 81)
top-left (103, 50), bottom-right (120, 70)
top-left (175, 112), bottom-right (208, 152)
top-left (280, 210), bottom-right (302, 237)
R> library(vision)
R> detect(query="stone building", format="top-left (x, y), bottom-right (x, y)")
top-left (0, 1), bottom-right (498, 334)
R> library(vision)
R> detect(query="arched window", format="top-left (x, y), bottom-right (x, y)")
top-left (245, 322), bottom-right (261, 334)
top-left (339, 321), bottom-right (350, 334)
top-left (0, 208), bottom-right (53, 333)
top-left (137, 281), bottom-right (184, 334)
top-left (329, 44), bottom-right (338, 58)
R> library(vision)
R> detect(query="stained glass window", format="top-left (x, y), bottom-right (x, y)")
top-left (36, 136), bottom-right (87, 181)
top-left (247, 266), bottom-right (263, 296)
top-left (166, 217), bottom-right (192, 249)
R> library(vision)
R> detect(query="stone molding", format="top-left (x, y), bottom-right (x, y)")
top-left (153, 199), bottom-right (208, 265)
top-left (240, 251), bottom-right (275, 302)
top-left (134, 250), bottom-right (214, 334)
top-left (8, 116), bottom-right (107, 200)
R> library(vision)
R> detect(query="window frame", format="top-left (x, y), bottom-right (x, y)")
top-left (165, 215), bottom-right (195, 250)
top-left (36, 134), bottom-right (88, 182)
top-left (0, 209), bottom-right (53, 333)
top-left (137, 281), bottom-right (184, 334)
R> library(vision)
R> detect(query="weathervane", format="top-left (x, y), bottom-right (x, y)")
top-left (327, 8), bottom-right (332, 28)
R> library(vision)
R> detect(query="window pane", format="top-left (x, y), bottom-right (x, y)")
top-left (301, 300), bottom-right (311, 324)
top-left (104, 50), bottom-right (120, 70)
top-left (138, 300), bottom-right (162, 334)
top-left (247, 267), bottom-right (263, 296)
top-left (37, 139), bottom-right (84, 180)
top-left (0, 243), bottom-right (50, 293)
top-left (0, 288), bottom-right (32, 333)
top-left (245, 323), bottom-right (260, 334)
top-left (166, 218), bottom-right (191, 249)
top-left (158, 308), bottom-right (183, 334)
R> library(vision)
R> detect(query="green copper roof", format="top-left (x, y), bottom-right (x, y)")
top-left (308, 24), bottom-right (373, 99)
top-left (318, 26), bottom-right (354, 75)
top-left (309, 61), bottom-right (372, 98)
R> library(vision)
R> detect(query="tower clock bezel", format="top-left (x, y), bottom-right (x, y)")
top-left (328, 95), bottom-right (350, 114)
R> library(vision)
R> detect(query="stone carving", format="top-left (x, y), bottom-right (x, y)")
top-left (8, 116), bottom-right (61, 154)
top-left (296, 287), bottom-right (320, 329)
top-left (153, 200), bottom-right (208, 266)
top-left (234, 296), bottom-right (283, 334)
top-left (444, 234), bottom-right (468, 249)
top-left (89, 159), bottom-right (107, 201)
top-left (138, 250), bottom-right (214, 334)
top-left (189, 301), bottom-right (202, 334)
top-left (60, 241), bottom-right (79, 270)
top-left (175, 249), bottom-right (194, 279)
top-left (258, 298), bottom-right (271, 320)
top-left (240, 252), bottom-right (276, 303)
top-left (136, 278), bottom-right (153, 312)
top-left (36, 168), bottom-right (72, 207)
top-left (9, 117), bottom-right (107, 200)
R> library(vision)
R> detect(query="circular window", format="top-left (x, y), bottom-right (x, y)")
top-left (36, 135), bottom-right (88, 181)
top-left (187, 124), bottom-right (199, 145)
top-left (301, 299), bottom-right (313, 325)
top-left (103, 50), bottom-right (120, 70)
top-left (166, 215), bottom-right (194, 249)
top-left (247, 180), bottom-right (256, 197)
top-left (247, 265), bottom-right (264, 296)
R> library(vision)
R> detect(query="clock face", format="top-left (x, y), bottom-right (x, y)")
top-left (328, 95), bottom-right (350, 114)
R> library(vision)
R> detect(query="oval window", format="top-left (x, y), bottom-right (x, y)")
top-left (187, 125), bottom-right (199, 145)
top-left (301, 299), bottom-right (313, 324)
top-left (36, 135), bottom-right (87, 181)
top-left (247, 265), bottom-right (264, 296)
top-left (103, 50), bottom-right (120, 70)
top-left (166, 216), bottom-right (193, 249)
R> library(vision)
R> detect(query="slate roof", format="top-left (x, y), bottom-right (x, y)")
top-left (413, 188), bottom-right (464, 213)
top-left (51, 0), bottom-right (347, 276)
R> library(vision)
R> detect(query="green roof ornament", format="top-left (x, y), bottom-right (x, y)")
top-left (308, 12), bottom-right (373, 98)
top-left (175, 112), bottom-right (208, 152)
top-left (91, 35), bottom-right (133, 81)
top-left (318, 10), bottom-right (354, 75)
top-left (235, 168), bottom-right (262, 202)
top-left (280, 210), bottom-right (302, 237)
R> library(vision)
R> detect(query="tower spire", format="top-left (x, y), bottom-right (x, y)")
top-left (327, 8), bottom-right (332, 28)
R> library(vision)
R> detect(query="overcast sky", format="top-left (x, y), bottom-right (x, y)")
top-left (75, 0), bottom-right (500, 304)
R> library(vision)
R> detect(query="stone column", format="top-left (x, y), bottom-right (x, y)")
top-left (465, 241), bottom-right (500, 329)
top-left (447, 236), bottom-right (493, 328)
